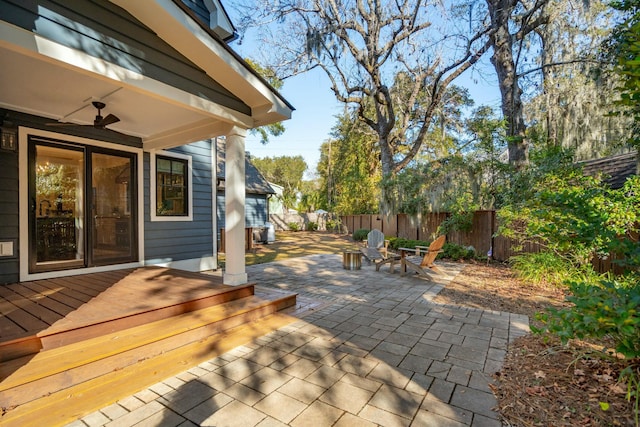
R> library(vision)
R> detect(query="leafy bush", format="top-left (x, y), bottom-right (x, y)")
top-left (438, 207), bottom-right (475, 235)
top-left (288, 222), bottom-right (300, 231)
top-left (440, 243), bottom-right (475, 260)
top-left (352, 229), bottom-right (370, 241)
top-left (534, 278), bottom-right (640, 360)
top-left (306, 221), bottom-right (318, 231)
top-left (510, 251), bottom-right (596, 287)
top-left (387, 238), bottom-right (427, 250)
top-left (326, 218), bottom-right (341, 232)
top-left (498, 159), bottom-right (640, 271)
top-left (387, 239), bottom-right (475, 260)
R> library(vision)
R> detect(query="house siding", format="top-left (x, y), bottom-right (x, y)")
top-left (144, 141), bottom-right (214, 263)
top-left (0, 150), bottom-right (19, 284)
top-left (0, 0), bottom-right (251, 115)
top-left (181, 0), bottom-right (209, 24)
top-left (216, 193), bottom-right (268, 230)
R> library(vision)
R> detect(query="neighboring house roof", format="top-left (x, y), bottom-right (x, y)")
top-left (581, 151), bottom-right (638, 189)
top-left (268, 182), bottom-right (284, 196)
top-left (216, 139), bottom-right (275, 195)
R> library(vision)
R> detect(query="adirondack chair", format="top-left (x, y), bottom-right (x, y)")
top-left (359, 229), bottom-right (400, 272)
top-left (399, 235), bottom-right (446, 277)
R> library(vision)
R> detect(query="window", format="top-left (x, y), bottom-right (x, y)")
top-left (150, 150), bottom-right (193, 221)
top-left (156, 156), bottom-right (187, 216)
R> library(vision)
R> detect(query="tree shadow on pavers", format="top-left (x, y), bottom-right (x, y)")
top-left (156, 255), bottom-right (504, 426)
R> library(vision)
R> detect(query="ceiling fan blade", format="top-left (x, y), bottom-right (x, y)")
top-left (96, 113), bottom-right (120, 127)
top-left (46, 122), bottom-right (78, 126)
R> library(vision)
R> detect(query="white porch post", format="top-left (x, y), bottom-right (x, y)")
top-left (223, 126), bottom-right (248, 285)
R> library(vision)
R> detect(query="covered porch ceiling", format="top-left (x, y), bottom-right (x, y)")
top-left (0, 0), bottom-right (293, 150)
top-left (0, 47), bottom-right (232, 149)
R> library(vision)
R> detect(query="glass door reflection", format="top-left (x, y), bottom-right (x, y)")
top-left (91, 151), bottom-right (135, 264)
top-left (32, 142), bottom-right (85, 271)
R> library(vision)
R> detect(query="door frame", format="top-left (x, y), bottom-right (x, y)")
top-left (19, 127), bottom-right (145, 282)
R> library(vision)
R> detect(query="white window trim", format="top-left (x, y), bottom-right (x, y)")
top-left (150, 149), bottom-right (193, 222)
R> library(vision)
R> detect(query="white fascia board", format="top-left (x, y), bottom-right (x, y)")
top-left (111, 0), bottom-right (293, 125)
top-left (144, 119), bottom-right (234, 150)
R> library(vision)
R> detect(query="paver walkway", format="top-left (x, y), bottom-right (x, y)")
top-left (66, 254), bottom-right (529, 427)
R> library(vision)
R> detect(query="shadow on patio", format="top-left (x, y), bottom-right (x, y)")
top-left (145, 255), bottom-right (528, 426)
top-left (0, 266), bottom-right (297, 425)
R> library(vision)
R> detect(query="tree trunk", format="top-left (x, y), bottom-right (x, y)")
top-left (379, 134), bottom-right (394, 178)
top-left (538, 24), bottom-right (559, 145)
top-left (487, 0), bottom-right (528, 169)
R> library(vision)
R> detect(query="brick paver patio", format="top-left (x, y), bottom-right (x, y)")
top-left (66, 254), bottom-right (529, 427)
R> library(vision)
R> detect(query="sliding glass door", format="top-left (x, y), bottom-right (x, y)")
top-left (29, 137), bottom-right (137, 273)
top-left (30, 141), bottom-right (85, 272)
top-left (90, 150), bottom-right (136, 265)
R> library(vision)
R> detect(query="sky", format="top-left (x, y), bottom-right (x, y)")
top-left (229, 24), bottom-right (502, 179)
top-left (240, 67), bottom-right (343, 178)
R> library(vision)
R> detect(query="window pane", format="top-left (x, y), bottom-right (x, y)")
top-left (156, 156), bottom-right (188, 216)
top-left (172, 161), bottom-right (184, 174)
top-left (157, 158), bottom-right (171, 173)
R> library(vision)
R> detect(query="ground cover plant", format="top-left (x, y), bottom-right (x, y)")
top-left (496, 147), bottom-right (640, 425)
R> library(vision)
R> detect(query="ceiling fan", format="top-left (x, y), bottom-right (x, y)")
top-left (48, 101), bottom-right (120, 129)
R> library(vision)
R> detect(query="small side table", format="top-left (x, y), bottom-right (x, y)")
top-left (342, 250), bottom-right (362, 270)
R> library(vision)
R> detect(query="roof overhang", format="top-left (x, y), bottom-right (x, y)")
top-left (0, 0), bottom-right (293, 150)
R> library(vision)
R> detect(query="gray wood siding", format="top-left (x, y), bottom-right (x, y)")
top-left (216, 193), bottom-right (269, 230)
top-left (181, 0), bottom-right (209, 24)
top-left (0, 150), bottom-right (19, 284)
top-left (0, 0), bottom-right (250, 115)
top-left (144, 142), bottom-right (214, 262)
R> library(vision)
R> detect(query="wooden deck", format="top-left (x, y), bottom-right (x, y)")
top-left (1, 267), bottom-right (249, 355)
top-left (0, 267), bottom-right (300, 426)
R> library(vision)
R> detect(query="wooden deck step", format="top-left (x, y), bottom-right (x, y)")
top-left (1, 312), bottom-right (297, 427)
top-left (0, 284), bottom-right (257, 362)
top-left (0, 295), bottom-right (295, 410)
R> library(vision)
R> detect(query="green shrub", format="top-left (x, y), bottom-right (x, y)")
top-left (440, 243), bottom-right (475, 260)
top-left (352, 229), bottom-right (370, 241)
top-left (288, 222), bottom-right (300, 231)
top-left (510, 251), bottom-right (596, 287)
top-left (326, 218), bottom-right (341, 232)
top-left (306, 221), bottom-right (318, 231)
top-left (387, 238), bottom-right (428, 250)
top-left (534, 278), bottom-right (640, 360)
top-left (438, 211), bottom-right (474, 234)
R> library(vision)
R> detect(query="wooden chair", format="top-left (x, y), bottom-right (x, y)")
top-left (399, 235), bottom-right (446, 277)
top-left (359, 229), bottom-right (400, 272)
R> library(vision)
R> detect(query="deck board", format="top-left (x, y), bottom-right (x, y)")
top-left (18, 281), bottom-right (85, 310)
top-left (29, 279), bottom-right (95, 304)
top-left (5, 284), bottom-right (74, 318)
top-left (0, 267), bottom-right (232, 343)
top-left (0, 286), bottom-right (65, 325)
top-left (0, 313), bottom-right (25, 337)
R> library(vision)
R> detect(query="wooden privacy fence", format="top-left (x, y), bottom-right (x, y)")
top-left (340, 211), bottom-right (539, 262)
top-left (340, 212), bottom-right (636, 273)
